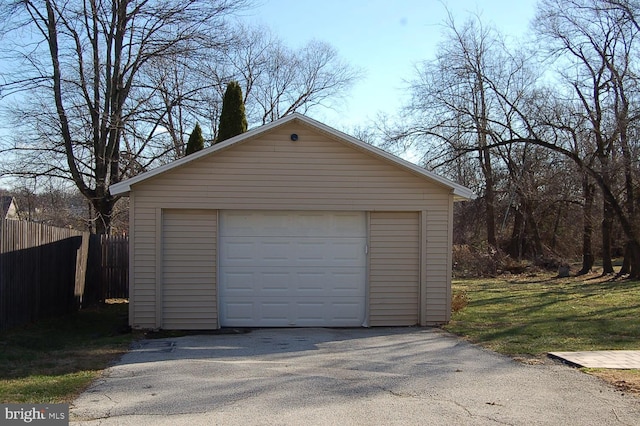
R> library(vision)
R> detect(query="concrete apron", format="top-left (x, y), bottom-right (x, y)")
top-left (549, 350), bottom-right (640, 369)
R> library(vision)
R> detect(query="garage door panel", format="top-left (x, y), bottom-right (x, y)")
top-left (295, 300), bottom-right (364, 326)
top-left (221, 268), bottom-right (363, 297)
top-left (222, 302), bottom-right (254, 323)
top-left (219, 210), bottom-right (366, 327)
top-left (220, 237), bottom-right (365, 267)
top-left (221, 299), bottom-right (366, 327)
top-left (332, 241), bottom-right (366, 262)
top-left (221, 211), bottom-right (366, 238)
top-left (223, 241), bottom-right (256, 261)
top-left (221, 270), bottom-right (293, 296)
top-left (261, 302), bottom-right (290, 321)
top-left (332, 271), bottom-right (365, 292)
top-left (296, 302), bottom-right (325, 323)
top-left (331, 301), bottom-right (365, 321)
top-left (262, 272), bottom-right (292, 294)
top-left (222, 301), bottom-right (289, 326)
top-left (222, 271), bottom-right (259, 293)
top-left (296, 272), bottom-right (325, 291)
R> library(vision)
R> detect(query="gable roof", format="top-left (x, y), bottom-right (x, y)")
top-left (110, 113), bottom-right (475, 200)
top-left (0, 196), bottom-right (13, 213)
top-left (0, 196), bottom-right (17, 219)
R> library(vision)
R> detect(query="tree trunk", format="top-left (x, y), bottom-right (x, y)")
top-left (629, 241), bottom-right (640, 279)
top-left (550, 204), bottom-right (563, 252)
top-left (524, 198), bottom-right (543, 258)
top-left (578, 175), bottom-right (595, 275)
top-left (619, 240), bottom-right (640, 279)
top-left (595, 169), bottom-right (640, 280)
top-left (484, 169), bottom-right (498, 249)
top-left (478, 126), bottom-right (497, 249)
top-left (618, 122), bottom-right (637, 278)
top-left (92, 195), bottom-right (115, 235)
top-left (601, 196), bottom-right (615, 274)
top-left (619, 241), bottom-right (632, 275)
top-left (475, 70), bottom-right (496, 249)
top-left (508, 205), bottom-right (524, 259)
top-left (94, 212), bottom-right (111, 235)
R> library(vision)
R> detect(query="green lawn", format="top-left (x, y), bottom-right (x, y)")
top-left (0, 301), bottom-right (137, 403)
top-left (2, 275), bottom-right (639, 403)
top-left (444, 273), bottom-right (640, 357)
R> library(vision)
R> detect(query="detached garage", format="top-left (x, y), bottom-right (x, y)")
top-left (110, 113), bottom-right (473, 329)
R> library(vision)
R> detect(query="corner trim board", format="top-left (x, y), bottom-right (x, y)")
top-left (419, 210), bottom-right (428, 326)
top-left (155, 208), bottom-right (163, 328)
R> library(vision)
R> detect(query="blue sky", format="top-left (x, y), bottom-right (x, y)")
top-left (0, 1), bottom-right (538, 188)
top-left (238, 0), bottom-right (538, 131)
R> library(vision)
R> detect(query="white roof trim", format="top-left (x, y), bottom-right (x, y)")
top-left (110, 113), bottom-right (475, 200)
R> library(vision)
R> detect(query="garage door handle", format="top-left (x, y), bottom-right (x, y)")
top-left (365, 244), bottom-right (368, 254)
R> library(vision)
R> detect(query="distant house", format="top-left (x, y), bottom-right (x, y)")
top-left (0, 196), bottom-right (19, 220)
top-left (111, 113), bottom-right (475, 330)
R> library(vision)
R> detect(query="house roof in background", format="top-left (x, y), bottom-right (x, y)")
top-left (0, 196), bottom-right (15, 215)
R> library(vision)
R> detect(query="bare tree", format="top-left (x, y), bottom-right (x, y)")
top-left (400, 13), bottom-right (538, 251)
top-left (217, 25), bottom-right (363, 126)
top-left (114, 23), bottom-right (363, 156)
top-left (534, 0), bottom-right (640, 276)
top-left (0, 0), bottom-right (249, 233)
top-left (396, 6), bottom-right (624, 273)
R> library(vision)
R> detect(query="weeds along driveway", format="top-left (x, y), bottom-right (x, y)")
top-left (71, 328), bottom-right (640, 425)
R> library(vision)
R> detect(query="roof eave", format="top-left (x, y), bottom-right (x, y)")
top-left (453, 188), bottom-right (476, 201)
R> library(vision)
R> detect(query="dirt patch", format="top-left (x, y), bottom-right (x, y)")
top-left (589, 370), bottom-right (640, 396)
top-left (513, 356), bottom-right (549, 365)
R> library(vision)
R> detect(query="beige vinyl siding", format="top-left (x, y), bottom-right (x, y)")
top-left (129, 121), bottom-right (454, 328)
top-left (369, 212), bottom-right (420, 326)
top-left (424, 196), bottom-right (454, 324)
top-left (131, 124), bottom-right (451, 211)
top-left (161, 210), bottom-right (217, 329)
top-left (128, 192), bottom-right (156, 328)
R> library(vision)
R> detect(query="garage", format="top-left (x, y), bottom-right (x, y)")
top-left (110, 113), bottom-right (474, 329)
top-left (219, 210), bottom-right (367, 327)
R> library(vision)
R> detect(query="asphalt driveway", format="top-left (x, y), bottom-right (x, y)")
top-left (71, 328), bottom-right (640, 425)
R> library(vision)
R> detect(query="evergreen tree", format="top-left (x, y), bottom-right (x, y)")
top-left (185, 123), bottom-right (205, 156)
top-left (217, 81), bottom-right (248, 143)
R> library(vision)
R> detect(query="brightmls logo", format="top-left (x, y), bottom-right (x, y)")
top-left (1, 404), bottom-right (68, 425)
top-left (4, 407), bottom-right (46, 423)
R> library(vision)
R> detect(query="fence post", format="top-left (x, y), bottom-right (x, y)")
top-left (83, 234), bottom-right (104, 306)
top-left (74, 232), bottom-right (90, 309)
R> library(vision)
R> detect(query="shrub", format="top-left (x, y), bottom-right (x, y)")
top-left (452, 244), bottom-right (501, 278)
top-left (451, 290), bottom-right (469, 313)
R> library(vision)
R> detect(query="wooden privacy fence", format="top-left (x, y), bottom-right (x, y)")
top-left (0, 219), bottom-right (129, 330)
top-left (86, 234), bottom-right (129, 300)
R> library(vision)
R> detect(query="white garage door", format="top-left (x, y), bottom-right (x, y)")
top-left (219, 211), bottom-right (367, 327)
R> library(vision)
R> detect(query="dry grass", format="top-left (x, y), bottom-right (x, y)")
top-left (451, 290), bottom-right (469, 313)
top-left (0, 300), bottom-right (137, 403)
top-left (587, 369), bottom-right (640, 395)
